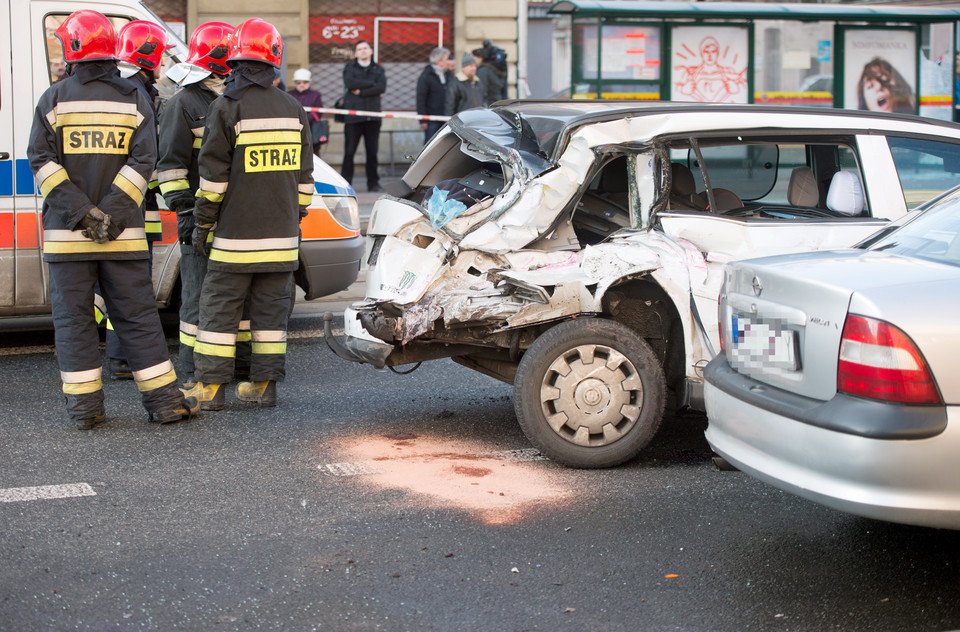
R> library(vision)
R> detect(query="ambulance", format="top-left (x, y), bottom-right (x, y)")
top-left (0, 0), bottom-right (363, 318)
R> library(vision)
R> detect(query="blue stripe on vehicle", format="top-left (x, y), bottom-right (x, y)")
top-left (16, 159), bottom-right (36, 195)
top-left (314, 181), bottom-right (355, 196)
top-left (0, 160), bottom-right (11, 196)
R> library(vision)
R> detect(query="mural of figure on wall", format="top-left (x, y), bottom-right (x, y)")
top-left (675, 36), bottom-right (746, 103)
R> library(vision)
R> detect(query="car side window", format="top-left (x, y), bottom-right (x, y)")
top-left (887, 136), bottom-right (960, 210)
top-left (681, 139), bottom-right (864, 215)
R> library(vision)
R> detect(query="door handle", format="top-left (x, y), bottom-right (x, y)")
top-left (0, 152), bottom-right (9, 160)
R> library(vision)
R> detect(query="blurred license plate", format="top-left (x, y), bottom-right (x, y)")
top-left (731, 315), bottom-right (798, 370)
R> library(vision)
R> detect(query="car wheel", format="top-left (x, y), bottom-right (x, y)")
top-left (514, 318), bottom-right (666, 468)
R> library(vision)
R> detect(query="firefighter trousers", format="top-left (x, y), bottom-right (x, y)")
top-left (49, 260), bottom-right (184, 423)
top-left (194, 269), bottom-right (293, 385)
top-left (178, 246), bottom-right (252, 378)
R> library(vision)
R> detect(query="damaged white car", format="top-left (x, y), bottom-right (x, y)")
top-left (324, 101), bottom-right (960, 468)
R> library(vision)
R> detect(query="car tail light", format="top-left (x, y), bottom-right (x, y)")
top-left (837, 314), bottom-right (941, 405)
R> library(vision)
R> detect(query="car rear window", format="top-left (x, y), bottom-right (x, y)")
top-left (887, 136), bottom-right (960, 210)
top-left (870, 188), bottom-right (960, 266)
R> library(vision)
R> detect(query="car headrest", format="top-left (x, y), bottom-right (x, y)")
top-left (826, 171), bottom-right (864, 216)
top-left (671, 163), bottom-right (696, 196)
top-left (787, 166), bottom-right (818, 207)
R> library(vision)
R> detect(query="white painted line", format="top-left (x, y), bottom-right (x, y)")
top-left (0, 483), bottom-right (97, 503)
top-left (317, 448), bottom-right (547, 477)
top-left (318, 462), bottom-right (381, 477)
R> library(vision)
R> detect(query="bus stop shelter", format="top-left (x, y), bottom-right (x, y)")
top-left (548, 0), bottom-right (960, 121)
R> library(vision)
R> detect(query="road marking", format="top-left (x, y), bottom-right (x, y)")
top-left (0, 482), bottom-right (96, 503)
top-left (318, 448), bottom-right (547, 477)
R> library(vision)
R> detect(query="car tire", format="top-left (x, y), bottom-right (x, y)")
top-left (514, 318), bottom-right (666, 468)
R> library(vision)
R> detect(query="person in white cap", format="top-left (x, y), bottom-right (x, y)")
top-left (288, 68), bottom-right (326, 156)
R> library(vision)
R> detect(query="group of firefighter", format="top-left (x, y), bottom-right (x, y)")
top-left (28, 11), bottom-right (315, 429)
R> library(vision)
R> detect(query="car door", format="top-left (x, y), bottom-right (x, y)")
top-left (654, 132), bottom-right (902, 355)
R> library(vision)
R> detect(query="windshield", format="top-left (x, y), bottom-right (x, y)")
top-left (868, 186), bottom-right (960, 266)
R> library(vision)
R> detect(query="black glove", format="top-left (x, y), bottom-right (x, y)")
top-left (79, 207), bottom-right (111, 244)
top-left (176, 206), bottom-right (196, 245)
top-left (192, 223), bottom-right (214, 258)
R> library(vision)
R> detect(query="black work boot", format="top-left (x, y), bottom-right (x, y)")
top-left (236, 380), bottom-right (277, 407)
top-left (149, 396), bottom-right (200, 424)
top-left (76, 410), bottom-right (106, 431)
top-left (109, 358), bottom-right (133, 380)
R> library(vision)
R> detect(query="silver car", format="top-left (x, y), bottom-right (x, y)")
top-left (704, 187), bottom-right (960, 529)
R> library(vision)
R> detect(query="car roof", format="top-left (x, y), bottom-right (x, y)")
top-left (487, 100), bottom-right (960, 161)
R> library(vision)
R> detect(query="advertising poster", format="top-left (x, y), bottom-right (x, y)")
top-left (842, 29), bottom-right (917, 114)
top-left (671, 26), bottom-right (748, 103)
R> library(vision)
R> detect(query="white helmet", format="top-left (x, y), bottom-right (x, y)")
top-left (293, 68), bottom-right (311, 83)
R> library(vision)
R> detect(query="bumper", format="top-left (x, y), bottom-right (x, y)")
top-left (297, 236), bottom-right (364, 301)
top-left (704, 358), bottom-right (960, 530)
top-left (322, 306), bottom-right (395, 368)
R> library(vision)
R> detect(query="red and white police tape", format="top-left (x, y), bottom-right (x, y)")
top-left (303, 106), bottom-right (451, 122)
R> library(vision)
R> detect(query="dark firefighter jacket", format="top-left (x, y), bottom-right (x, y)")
top-left (158, 80), bottom-right (220, 214)
top-left (128, 69), bottom-right (162, 242)
top-left (27, 61), bottom-right (156, 262)
top-left (194, 62), bottom-right (314, 273)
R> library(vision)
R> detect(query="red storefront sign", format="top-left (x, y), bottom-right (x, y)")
top-left (309, 16), bottom-right (450, 45)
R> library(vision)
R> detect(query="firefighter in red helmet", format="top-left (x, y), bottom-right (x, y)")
top-left (95, 20), bottom-right (172, 380)
top-left (184, 18), bottom-right (314, 410)
top-left (157, 21), bottom-right (249, 401)
top-left (27, 10), bottom-right (197, 429)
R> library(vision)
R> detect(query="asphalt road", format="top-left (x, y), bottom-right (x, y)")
top-left (0, 316), bottom-right (958, 631)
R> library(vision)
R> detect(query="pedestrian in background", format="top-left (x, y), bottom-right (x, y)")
top-left (158, 21), bottom-right (237, 392)
top-left (28, 10), bottom-right (196, 429)
top-left (473, 40), bottom-right (508, 106)
top-left (446, 53), bottom-right (485, 115)
top-left (185, 18), bottom-right (314, 411)
top-left (341, 40), bottom-right (386, 192)
top-left (288, 68), bottom-right (326, 156)
top-left (417, 47), bottom-right (451, 143)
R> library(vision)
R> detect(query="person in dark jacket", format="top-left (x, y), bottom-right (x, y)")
top-left (97, 20), bottom-right (170, 381)
top-left (416, 47), bottom-right (451, 142)
top-left (341, 40), bottom-right (387, 192)
top-left (446, 53), bottom-right (486, 115)
top-left (184, 18), bottom-right (314, 411)
top-left (27, 10), bottom-right (197, 429)
top-left (158, 21), bottom-right (237, 393)
top-left (473, 41), bottom-right (508, 106)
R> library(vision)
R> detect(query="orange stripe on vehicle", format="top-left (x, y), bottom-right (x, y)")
top-left (16, 212), bottom-right (40, 248)
top-left (0, 212), bottom-right (12, 248)
top-left (159, 210), bottom-right (178, 245)
top-left (300, 207), bottom-right (361, 240)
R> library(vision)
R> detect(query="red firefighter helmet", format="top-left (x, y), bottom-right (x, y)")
top-left (55, 10), bottom-right (117, 63)
top-left (185, 22), bottom-right (235, 76)
top-left (228, 18), bottom-right (282, 68)
top-left (116, 21), bottom-right (170, 71)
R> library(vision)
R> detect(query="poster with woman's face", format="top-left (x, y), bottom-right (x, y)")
top-left (671, 26), bottom-right (748, 103)
top-left (843, 29), bottom-right (917, 114)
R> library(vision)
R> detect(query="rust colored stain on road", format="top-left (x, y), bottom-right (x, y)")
top-left (331, 434), bottom-right (574, 525)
